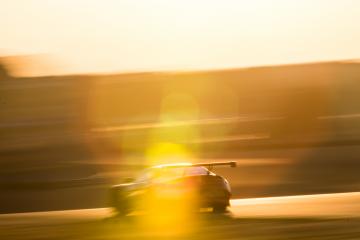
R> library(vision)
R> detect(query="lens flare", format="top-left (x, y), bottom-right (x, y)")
top-left (136, 167), bottom-right (200, 237)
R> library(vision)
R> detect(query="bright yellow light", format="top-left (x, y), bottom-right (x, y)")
top-left (136, 168), bottom-right (200, 237)
top-left (146, 142), bottom-right (190, 166)
top-left (139, 89), bottom-right (202, 236)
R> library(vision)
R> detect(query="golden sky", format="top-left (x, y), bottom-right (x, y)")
top-left (1, 0), bottom-right (360, 75)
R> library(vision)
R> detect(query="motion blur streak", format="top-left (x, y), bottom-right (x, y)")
top-left (3, 59), bottom-right (360, 214)
top-left (1, 1), bottom-right (360, 239)
top-left (231, 191), bottom-right (360, 218)
top-left (1, 193), bottom-right (360, 240)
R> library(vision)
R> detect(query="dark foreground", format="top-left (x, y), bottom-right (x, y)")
top-left (1, 193), bottom-right (360, 240)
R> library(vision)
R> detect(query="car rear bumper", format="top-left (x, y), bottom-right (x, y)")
top-left (199, 190), bottom-right (231, 207)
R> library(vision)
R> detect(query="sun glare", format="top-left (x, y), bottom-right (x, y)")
top-left (2, 0), bottom-right (360, 74)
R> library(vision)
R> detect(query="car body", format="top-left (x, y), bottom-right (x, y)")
top-left (109, 161), bottom-right (236, 215)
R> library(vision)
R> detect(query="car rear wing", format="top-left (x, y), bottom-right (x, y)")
top-left (192, 161), bottom-right (237, 169)
top-left (152, 161), bottom-right (237, 170)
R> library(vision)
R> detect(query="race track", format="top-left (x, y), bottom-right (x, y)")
top-left (1, 192), bottom-right (360, 240)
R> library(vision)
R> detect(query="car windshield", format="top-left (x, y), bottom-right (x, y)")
top-left (136, 166), bottom-right (208, 183)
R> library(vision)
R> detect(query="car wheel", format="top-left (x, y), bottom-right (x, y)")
top-left (109, 188), bottom-right (131, 216)
top-left (212, 204), bottom-right (227, 213)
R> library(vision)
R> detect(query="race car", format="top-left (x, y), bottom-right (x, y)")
top-left (109, 161), bottom-right (236, 215)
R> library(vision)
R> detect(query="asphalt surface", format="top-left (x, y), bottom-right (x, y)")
top-left (1, 192), bottom-right (360, 240)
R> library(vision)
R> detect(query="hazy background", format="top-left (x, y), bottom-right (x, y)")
top-left (1, 0), bottom-right (360, 75)
top-left (2, 59), bottom-right (360, 213)
top-left (1, 0), bottom-right (360, 214)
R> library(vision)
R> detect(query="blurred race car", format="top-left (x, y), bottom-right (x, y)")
top-left (109, 161), bottom-right (236, 215)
